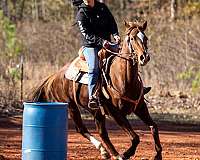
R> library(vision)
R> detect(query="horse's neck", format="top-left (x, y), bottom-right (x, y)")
top-left (111, 41), bottom-right (138, 94)
top-left (121, 39), bottom-right (139, 81)
top-left (121, 40), bottom-right (130, 54)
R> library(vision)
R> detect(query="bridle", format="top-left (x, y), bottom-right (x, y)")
top-left (105, 29), bottom-right (147, 66)
top-left (126, 29), bottom-right (148, 64)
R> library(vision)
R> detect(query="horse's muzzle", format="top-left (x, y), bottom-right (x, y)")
top-left (139, 53), bottom-right (150, 66)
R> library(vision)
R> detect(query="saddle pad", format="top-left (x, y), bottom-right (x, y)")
top-left (65, 57), bottom-right (89, 84)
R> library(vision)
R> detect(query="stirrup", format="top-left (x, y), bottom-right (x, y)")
top-left (88, 97), bottom-right (99, 110)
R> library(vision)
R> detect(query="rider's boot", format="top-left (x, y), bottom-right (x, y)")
top-left (88, 95), bottom-right (99, 110)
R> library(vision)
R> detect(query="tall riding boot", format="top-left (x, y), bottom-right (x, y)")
top-left (88, 82), bottom-right (101, 110)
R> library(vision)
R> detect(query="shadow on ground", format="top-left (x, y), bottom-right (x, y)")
top-left (0, 113), bottom-right (199, 132)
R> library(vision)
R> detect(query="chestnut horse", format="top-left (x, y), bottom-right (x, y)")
top-left (31, 21), bottom-right (162, 160)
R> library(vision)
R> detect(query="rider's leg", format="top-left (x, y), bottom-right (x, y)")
top-left (83, 47), bottom-right (100, 109)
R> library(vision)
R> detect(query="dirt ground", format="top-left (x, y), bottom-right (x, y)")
top-left (0, 116), bottom-right (200, 160)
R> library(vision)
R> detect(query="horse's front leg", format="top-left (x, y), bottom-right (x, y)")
top-left (135, 102), bottom-right (162, 160)
top-left (150, 125), bottom-right (162, 160)
top-left (107, 105), bottom-right (140, 159)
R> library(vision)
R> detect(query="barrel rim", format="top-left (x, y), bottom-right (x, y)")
top-left (23, 102), bottom-right (68, 106)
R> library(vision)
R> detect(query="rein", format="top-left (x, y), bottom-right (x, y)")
top-left (105, 48), bottom-right (136, 62)
top-left (104, 33), bottom-right (139, 62)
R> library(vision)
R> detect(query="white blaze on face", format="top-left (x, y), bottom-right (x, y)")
top-left (137, 31), bottom-right (145, 42)
top-left (137, 31), bottom-right (148, 54)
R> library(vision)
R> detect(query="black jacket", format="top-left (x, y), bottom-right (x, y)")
top-left (76, 1), bottom-right (119, 48)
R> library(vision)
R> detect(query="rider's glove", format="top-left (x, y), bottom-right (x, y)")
top-left (103, 40), bottom-right (110, 48)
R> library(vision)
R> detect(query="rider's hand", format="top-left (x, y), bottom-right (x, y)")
top-left (113, 35), bottom-right (121, 44)
top-left (103, 40), bottom-right (109, 48)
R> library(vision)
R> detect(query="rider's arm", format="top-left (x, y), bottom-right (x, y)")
top-left (103, 4), bottom-right (119, 37)
top-left (76, 9), bottom-right (105, 47)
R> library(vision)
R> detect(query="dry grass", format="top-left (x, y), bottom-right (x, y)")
top-left (0, 1), bottom-right (199, 117)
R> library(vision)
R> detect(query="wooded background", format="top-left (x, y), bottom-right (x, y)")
top-left (0, 0), bottom-right (200, 116)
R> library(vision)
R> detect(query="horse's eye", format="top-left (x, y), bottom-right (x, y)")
top-left (130, 37), bottom-right (134, 41)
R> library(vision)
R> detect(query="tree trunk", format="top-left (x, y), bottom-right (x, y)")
top-left (10, 0), bottom-right (17, 22)
top-left (157, 0), bottom-right (162, 10)
top-left (41, 0), bottom-right (46, 20)
top-left (18, 0), bottom-right (26, 20)
top-left (33, 0), bottom-right (38, 20)
top-left (0, 0), bottom-right (9, 17)
top-left (36, 0), bottom-right (45, 20)
top-left (120, 0), bottom-right (126, 10)
top-left (171, 0), bottom-right (177, 21)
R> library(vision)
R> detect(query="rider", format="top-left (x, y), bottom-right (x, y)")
top-left (76, 0), bottom-right (151, 109)
top-left (76, 0), bottom-right (120, 109)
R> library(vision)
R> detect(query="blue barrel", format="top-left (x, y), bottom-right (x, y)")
top-left (22, 102), bottom-right (68, 160)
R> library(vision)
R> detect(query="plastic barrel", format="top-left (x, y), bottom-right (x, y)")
top-left (22, 102), bottom-right (68, 160)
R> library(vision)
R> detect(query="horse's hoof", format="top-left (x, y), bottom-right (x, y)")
top-left (0, 155), bottom-right (5, 160)
top-left (100, 145), bottom-right (111, 160)
top-left (101, 153), bottom-right (111, 160)
top-left (112, 155), bottom-right (127, 160)
top-left (153, 153), bottom-right (162, 160)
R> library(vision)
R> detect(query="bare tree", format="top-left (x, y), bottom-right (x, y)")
top-left (120, 0), bottom-right (126, 10)
top-left (156, 0), bottom-right (162, 10)
top-left (18, 0), bottom-right (26, 20)
top-left (171, 0), bottom-right (177, 21)
top-left (37, 0), bottom-right (45, 20)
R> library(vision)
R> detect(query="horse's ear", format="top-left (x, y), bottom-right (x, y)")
top-left (124, 20), bottom-right (130, 28)
top-left (140, 21), bottom-right (147, 31)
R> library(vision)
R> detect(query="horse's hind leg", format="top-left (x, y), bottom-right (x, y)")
top-left (135, 103), bottom-right (162, 160)
top-left (94, 110), bottom-right (119, 159)
top-left (68, 102), bottom-right (110, 159)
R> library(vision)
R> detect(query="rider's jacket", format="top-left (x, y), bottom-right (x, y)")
top-left (76, 0), bottom-right (119, 48)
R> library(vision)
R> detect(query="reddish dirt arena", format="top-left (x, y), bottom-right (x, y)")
top-left (0, 117), bottom-right (200, 160)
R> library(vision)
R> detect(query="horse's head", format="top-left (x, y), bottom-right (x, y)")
top-left (124, 21), bottom-right (150, 66)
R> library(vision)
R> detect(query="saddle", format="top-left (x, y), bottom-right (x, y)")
top-left (77, 46), bottom-right (117, 72)
top-left (65, 46), bottom-right (118, 98)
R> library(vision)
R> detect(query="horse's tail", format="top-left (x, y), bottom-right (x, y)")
top-left (31, 74), bottom-right (53, 102)
top-left (31, 68), bottom-right (69, 102)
